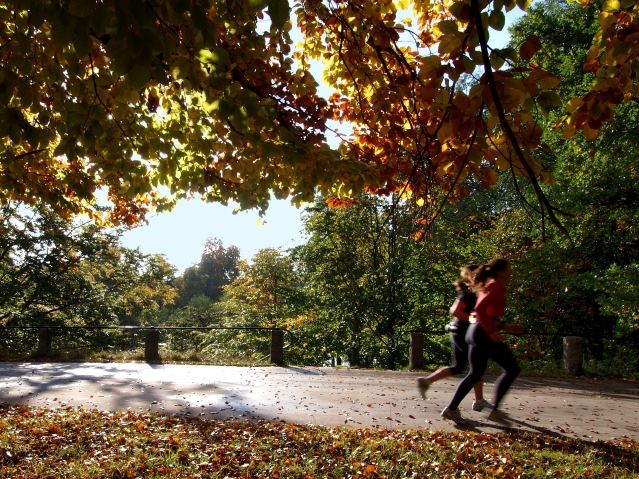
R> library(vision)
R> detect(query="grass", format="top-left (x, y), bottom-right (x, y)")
top-left (0, 405), bottom-right (637, 478)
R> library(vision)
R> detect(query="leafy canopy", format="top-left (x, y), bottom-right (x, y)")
top-left (0, 0), bottom-right (634, 228)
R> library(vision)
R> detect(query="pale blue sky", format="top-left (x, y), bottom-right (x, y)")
top-left (120, 10), bottom-right (524, 274)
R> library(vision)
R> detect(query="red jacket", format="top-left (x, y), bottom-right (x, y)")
top-left (474, 280), bottom-right (506, 335)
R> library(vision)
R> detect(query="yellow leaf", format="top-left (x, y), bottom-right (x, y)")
top-left (438, 34), bottom-right (463, 55)
top-left (597, 11), bottom-right (617, 29)
top-left (583, 124), bottom-right (599, 140)
top-left (602, 0), bottom-right (620, 11)
top-left (437, 122), bottom-right (454, 143)
top-left (487, 115), bottom-right (501, 130)
top-left (483, 167), bottom-right (499, 186)
top-left (416, 198), bottom-right (425, 206)
top-left (469, 84), bottom-right (484, 98)
top-left (562, 124), bottom-right (577, 139)
top-left (495, 156), bottom-right (511, 170)
top-left (256, 218), bottom-right (264, 227)
top-left (540, 171), bottom-right (555, 186)
top-left (565, 97), bottom-right (584, 113)
top-left (536, 77), bottom-right (561, 90)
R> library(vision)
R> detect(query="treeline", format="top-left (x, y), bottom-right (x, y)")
top-left (1, 0), bottom-right (638, 373)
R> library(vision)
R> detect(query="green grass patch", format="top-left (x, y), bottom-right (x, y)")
top-left (0, 405), bottom-right (637, 478)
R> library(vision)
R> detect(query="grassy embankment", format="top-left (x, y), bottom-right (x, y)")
top-left (0, 405), bottom-right (637, 478)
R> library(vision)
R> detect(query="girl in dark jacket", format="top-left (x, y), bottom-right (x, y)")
top-left (416, 265), bottom-right (492, 412)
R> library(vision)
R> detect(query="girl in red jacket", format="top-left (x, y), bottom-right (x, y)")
top-left (440, 258), bottom-right (524, 426)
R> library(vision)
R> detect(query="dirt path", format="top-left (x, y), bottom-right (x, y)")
top-left (1, 362), bottom-right (637, 441)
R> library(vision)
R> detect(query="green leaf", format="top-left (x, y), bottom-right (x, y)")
top-left (8, 123), bottom-right (21, 144)
top-left (448, 1), bottom-right (469, 20)
top-left (246, 0), bottom-right (269, 14)
top-left (210, 47), bottom-right (231, 68)
top-left (29, 1), bottom-right (46, 28)
top-left (68, 0), bottom-right (96, 17)
top-left (489, 10), bottom-right (505, 31)
top-left (191, 4), bottom-right (209, 31)
top-left (169, 0), bottom-right (190, 15)
top-left (516, 0), bottom-right (532, 11)
top-left (218, 99), bottom-right (236, 120)
top-left (74, 31), bottom-right (92, 58)
top-left (89, 4), bottom-right (109, 38)
top-left (113, 55), bottom-right (135, 77)
top-left (238, 89), bottom-right (260, 118)
top-left (38, 109), bottom-right (50, 126)
top-left (537, 91), bottom-right (562, 116)
top-left (504, 0), bottom-right (517, 12)
top-left (171, 57), bottom-right (191, 80)
top-left (437, 20), bottom-right (459, 34)
top-left (126, 64), bottom-right (151, 91)
top-left (139, 28), bottom-right (165, 54)
top-left (51, 20), bottom-right (73, 47)
top-left (489, 50), bottom-right (505, 70)
top-left (268, 0), bottom-right (290, 30)
top-left (438, 34), bottom-right (462, 54)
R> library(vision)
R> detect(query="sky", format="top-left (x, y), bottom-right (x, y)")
top-left (119, 9), bottom-right (525, 274)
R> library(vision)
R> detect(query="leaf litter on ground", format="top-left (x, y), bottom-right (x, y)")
top-left (0, 404), bottom-right (637, 478)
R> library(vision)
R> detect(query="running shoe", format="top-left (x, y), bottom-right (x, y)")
top-left (472, 399), bottom-right (494, 412)
top-left (440, 407), bottom-right (468, 425)
top-left (486, 409), bottom-right (512, 427)
top-left (416, 377), bottom-right (429, 399)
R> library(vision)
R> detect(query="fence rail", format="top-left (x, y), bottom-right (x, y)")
top-left (0, 325), bottom-right (632, 371)
top-left (0, 326), bottom-right (292, 365)
top-left (402, 328), bottom-right (633, 374)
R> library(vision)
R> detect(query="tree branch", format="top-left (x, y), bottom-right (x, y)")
top-left (470, 0), bottom-right (570, 237)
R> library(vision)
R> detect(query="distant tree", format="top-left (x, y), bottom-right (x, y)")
top-left (173, 237), bottom-right (240, 307)
top-left (0, 201), bottom-right (177, 327)
top-left (221, 248), bottom-right (302, 328)
top-left (293, 194), bottom-right (464, 369)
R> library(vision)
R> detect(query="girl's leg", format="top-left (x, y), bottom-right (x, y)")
top-left (488, 342), bottom-right (520, 409)
top-left (448, 326), bottom-right (469, 376)
top-left (419, 327), bottom-right (468, 388)
top-left (425, 366), bottom-right (453, 383)
top-left (472, 379), bottom-right (484, 401)
top-left (448, 326), bottom-right (489, 410)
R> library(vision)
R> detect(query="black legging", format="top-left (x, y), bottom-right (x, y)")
top-left (448, 324), bottom-right (520, 410)
top-left (449, 321), bottom-right (470, 375)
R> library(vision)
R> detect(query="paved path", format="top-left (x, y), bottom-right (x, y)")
top-left (1, 362), bottom-right (638, 442)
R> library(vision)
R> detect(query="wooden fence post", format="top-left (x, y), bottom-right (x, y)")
top-left (145, 328), bottom-right (160, 362)
top-left (37, 328), bottom-right (53, 357)
top-left (563, 336), bottom-right (583, 375)
top-left (409, 332), bottom-right (424, 369)
top-left (270, 329), bottom-right (284, 365)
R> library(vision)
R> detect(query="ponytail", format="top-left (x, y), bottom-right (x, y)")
top-left (471, 258), bottom-right (509, 291)
top-left (454, 264), bottom-right (479, 292)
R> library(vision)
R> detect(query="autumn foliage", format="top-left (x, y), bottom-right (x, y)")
top-left (1, 405), bottom-right (637, 478)
top-left (0, 0), bottom-right (636, 226)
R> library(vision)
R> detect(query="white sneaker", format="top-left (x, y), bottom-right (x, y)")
top-left (472, 399), bottom-right (494, 412)
top-left (416, 377), bottom-right (429, 399)
top-left (440, 407), bottom-right (468, 425)
top-left (486, 409), bottom-right (512, 427)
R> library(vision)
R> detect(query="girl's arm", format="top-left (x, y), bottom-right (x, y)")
top-left (449, 298), bottom-right (471, 321)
